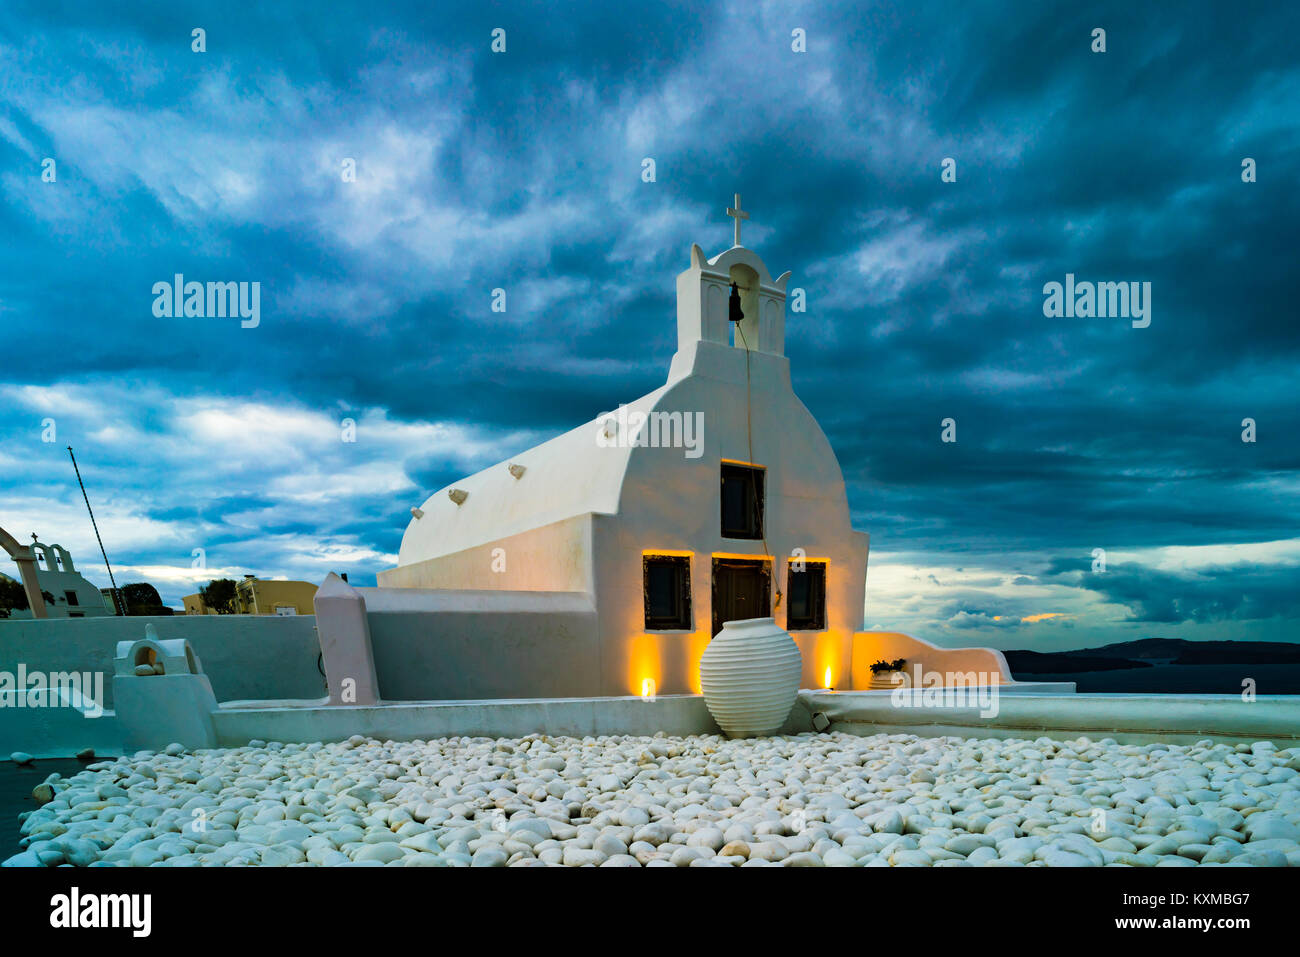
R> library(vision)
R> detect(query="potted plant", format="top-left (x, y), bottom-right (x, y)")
top-left (868, 658), bottom-right (908, 690)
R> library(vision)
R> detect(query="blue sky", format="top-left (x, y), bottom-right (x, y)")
top-left (1, 1), bottom-right (1297, 651)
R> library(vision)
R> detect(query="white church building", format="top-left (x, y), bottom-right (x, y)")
top-left (1, 539), bottom-right (115, 618)
top-left (376, 203), bottom-right (871, 696)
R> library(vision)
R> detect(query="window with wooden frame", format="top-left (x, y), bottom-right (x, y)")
top-left (643, 554), bottom-right (692, 630)
top-left (720, 462), bottom-right (764, 539)
top-left (786, 561), bottom-right (827, 631)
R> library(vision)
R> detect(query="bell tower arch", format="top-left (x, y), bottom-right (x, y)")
top-left (673, 198), bottom-right (791, 360)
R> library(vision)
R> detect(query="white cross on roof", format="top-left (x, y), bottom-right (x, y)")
top-left (725, 193), bottom-right (749, 246)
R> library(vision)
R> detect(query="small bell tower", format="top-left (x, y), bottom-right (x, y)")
top-left (674, 195), bottom-right (792, 358)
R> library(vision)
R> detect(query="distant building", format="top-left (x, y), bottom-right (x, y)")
top-left (3, 540), bottom-right (116, 618)
top-left (183, 575), bottom-right (318, 616)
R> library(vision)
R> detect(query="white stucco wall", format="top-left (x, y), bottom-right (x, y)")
top-left (0, 615), bottom-right (324, 709)
top-left (379, 514), bottom-right (595, 593)
top-left (852, 631), bottom-right (1015, 686)
top-left (360, 587), bottom-right (600, 700)
top-left (593, 341), bottom-right (868, 696)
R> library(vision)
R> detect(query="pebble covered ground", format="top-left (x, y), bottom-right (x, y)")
top-left (5, 731), bottom-right (1300, 867)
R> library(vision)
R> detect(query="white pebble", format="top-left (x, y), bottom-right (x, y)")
top-left (0, 731), bottom-right (1294, 869)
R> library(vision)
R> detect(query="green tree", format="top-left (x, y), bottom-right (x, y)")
top-left (0, 575), bottom-right (26, 617)
top-left (121, 582), bottom-right (172, 616)
top-left (198, 578), bottom-right (239, 614)
top-left (0, 577), bottom-right (54, 618)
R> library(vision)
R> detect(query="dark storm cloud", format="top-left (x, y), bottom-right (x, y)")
top-left (0, 0), bottom-right (1296, 630)
top-left (1042, 556), bottom-right (1300, 624)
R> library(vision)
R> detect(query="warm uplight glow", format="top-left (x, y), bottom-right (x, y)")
top-left (641, 678), bottom-right (655, 698)
top-left (824, 666), bottom-right (833, 689)
top-left (627, 635), bottom-right (661, 698)
top-left (687, 633), bottom-right (709, 694)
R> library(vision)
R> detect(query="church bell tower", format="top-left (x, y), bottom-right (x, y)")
top-left (674, 195), bottom-right (792, 360)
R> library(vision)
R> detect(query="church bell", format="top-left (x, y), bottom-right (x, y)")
top-left (728, 281), bottom-right (745, 323)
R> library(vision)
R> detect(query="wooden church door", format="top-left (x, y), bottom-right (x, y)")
top-left (711, 558), bottom-right (772, 636)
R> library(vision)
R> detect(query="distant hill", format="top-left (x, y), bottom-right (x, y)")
top-left (1004, 638), bottom-right (1300, 675)
top-left (1172, 643), bottom-right (1300, 665)
top-left (1058, 637), bottom-right (1192, 659)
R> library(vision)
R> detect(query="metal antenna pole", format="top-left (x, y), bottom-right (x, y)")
top-left (67, 446), bottom-right (124, 615)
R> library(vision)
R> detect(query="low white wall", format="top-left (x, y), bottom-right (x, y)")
top-left (852, 631), bottom-right (1014, 687)
top-left (797, 690), bottom-right (1300, 746)
top-left (360, 588), bottom-right (601, 700)
top-left (0, 615), bottom-right (325, 709)
top-left (213, 695), bottom-right (718, 746)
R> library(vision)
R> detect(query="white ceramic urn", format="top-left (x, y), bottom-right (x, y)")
top-left (698, 617), bottom-right (803, 738)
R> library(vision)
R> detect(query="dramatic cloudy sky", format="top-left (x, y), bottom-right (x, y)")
top-left (1, 1), bottom-right (1296, 651)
